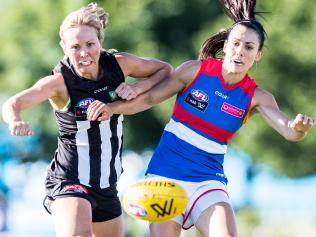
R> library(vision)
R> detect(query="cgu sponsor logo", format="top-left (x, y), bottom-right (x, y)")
top-left (127, 204), bottom-right (148, 218)
top-left (191, 89), bottom-right (208, 102)
top-left (77, 98), bottom-right (95, 108)
top-left (94, 86), bottom-right (108, 94)
top-left (215, 91), bottom-right (229, 100)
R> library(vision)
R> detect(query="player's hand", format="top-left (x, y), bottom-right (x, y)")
top-left (9, 121), bottom-right (33, 136)
top-left (115, 82), bottom-right (141, 101)
top-left (289, 114), bottom-right (315, 133)
top-left (87, 100), bottom-right (113, 121)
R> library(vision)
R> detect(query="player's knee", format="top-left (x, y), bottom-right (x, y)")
top-left (58, 227), bottom-right (92, 237)
top-left (222, 232), bottom-right (237, 237)
top-left (71, 230), bottom-right (92, 237)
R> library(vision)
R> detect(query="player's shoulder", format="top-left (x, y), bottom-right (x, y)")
top-left (252, 86), bottom-right (276, 107)
top-left (177, 60), bottom-right (202, 71)
top-left (254, 87), bottom-right (274, 99)
top-left (174, 60), bottom-right (201, 79)
top-left (113, 52), bottom-right (137, 62)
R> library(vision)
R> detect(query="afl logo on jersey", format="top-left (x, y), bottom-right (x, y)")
top-left (185, 89), bottom-right (209, 112)
top-left (75, 98), bottom-right (95, 120)
top-left (191, 89), bottom-right (208, 102)
top-left (77, 98), bottom-right (95, 108)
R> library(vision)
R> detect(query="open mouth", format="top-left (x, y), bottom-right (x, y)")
top-left (233, 59), bottom-right (243, 65)
top-left (79, 60), bottom-right (92, 66)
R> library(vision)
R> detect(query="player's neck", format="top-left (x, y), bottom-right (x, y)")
top-left (222, 70), bottom-right (246, 86)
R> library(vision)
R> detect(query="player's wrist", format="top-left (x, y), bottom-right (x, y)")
top-left (107, 101), bottom-right (120, 115)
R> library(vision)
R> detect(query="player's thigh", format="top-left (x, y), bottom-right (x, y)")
top-left (92, 215), bottom-right (124, 237)
top-left (51, 196), bottom-right (93, 237)
top-left (195, 202), bottom-right (236, 237)
top-left (150, 220), bottom-right (182, 237)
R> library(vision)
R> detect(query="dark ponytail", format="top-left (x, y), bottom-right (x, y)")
top-left (199, 29), bottom-right (228, 60)
top-left (198, 0), bottom-right (267, 60)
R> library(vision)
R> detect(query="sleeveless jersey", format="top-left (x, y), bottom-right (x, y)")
top-left (49, 51), bottom-right (125, 189)
top-left (146, 58), bottom-right (257, 183)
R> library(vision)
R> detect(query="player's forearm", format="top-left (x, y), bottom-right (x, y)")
top-left (133, 64), bottom-right (172, 94)
top-left (256, 105), bottom-right (301, 141)
top-left (283, 125), bottom-right (306, 141)
top-left (2, 97), bottom-right (23, 124)
top-left (108, 93), bottom-right (153, 115)
top-left (263, 113), bottom-right (308, 141)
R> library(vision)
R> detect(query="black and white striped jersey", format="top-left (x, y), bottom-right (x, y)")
top-left (50, 51), bottom-right (125, 189)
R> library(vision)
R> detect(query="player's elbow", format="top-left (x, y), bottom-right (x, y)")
top-left (163, 63), bottom-right (173, 75)
top-left (141, 94), bottom-right (156, 110)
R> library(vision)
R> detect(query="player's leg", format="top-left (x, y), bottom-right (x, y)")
top-left (195, 202), bottom-right (236, 237)
top-left (51, 196), bottom-right (93, 237)
top-left (150, 220), bottom-right (182, 237)
top-left (183, 181), bottom-right (235, 237)
top-left (90, 185), bottom-right (123, 237)
top-left (92, 215), bottom-right (124, 237)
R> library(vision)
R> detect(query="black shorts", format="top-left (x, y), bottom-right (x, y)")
top-left (44, 176), bottom-right (122, 222)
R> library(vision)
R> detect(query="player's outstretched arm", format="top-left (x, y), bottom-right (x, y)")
top-left (86, 60), bottom-right (201, 121)
top-left (114, 52), bottom-right (173, 100)
top-left (252, 87), bottom-right (314, 141)
top-left (2, 73), bottom-right (64, 136)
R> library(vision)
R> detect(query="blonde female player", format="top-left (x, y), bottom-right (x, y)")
top-left (2, 3), bottom-right (172, 237)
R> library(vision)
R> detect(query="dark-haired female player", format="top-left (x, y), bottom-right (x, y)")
top-left (86, 0), bottom-right (314, 236)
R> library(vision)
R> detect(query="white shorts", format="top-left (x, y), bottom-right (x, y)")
top-left (146, 174), bottom-right (230, 229)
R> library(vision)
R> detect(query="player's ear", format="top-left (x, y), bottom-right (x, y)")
top-left (223, 40), bottom-right (228, 55)
top-left (60, 40), bottom-right (67, 55)
top-left (255, 50), bottom-right (263, 62)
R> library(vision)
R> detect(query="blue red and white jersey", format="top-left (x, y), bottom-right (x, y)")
top-left (146, 58), bottom-right (257, 183)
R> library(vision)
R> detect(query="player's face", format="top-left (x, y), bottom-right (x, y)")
top-left (223, 24), bottom-right (263, 74)
top-left (62, 25), bottom-right (101, 80)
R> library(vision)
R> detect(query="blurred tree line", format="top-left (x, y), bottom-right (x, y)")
top-left (0, 0), bottom-right (315, 177)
